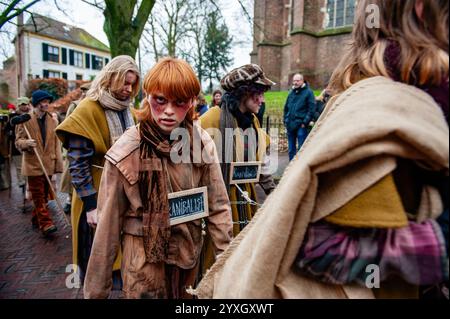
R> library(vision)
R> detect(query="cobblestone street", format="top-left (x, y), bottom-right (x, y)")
top-left (0, 169), bottom-right (81, 299)
top-left (0, 153), bottom-right (289, 299)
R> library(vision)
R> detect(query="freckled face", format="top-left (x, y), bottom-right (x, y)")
top-left (148, 93), bottom-right (192, 134)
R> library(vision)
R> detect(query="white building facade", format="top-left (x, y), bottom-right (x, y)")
top-left (13, 14), bottom-right (111, 97)
top-left (22, 32), bottom-right (110, 82)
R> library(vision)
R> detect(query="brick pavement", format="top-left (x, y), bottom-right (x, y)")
top-left (0, 167), bottom-right (81, 299)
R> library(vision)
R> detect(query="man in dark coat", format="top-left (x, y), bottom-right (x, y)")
top-left (283, 73), bottom-right (316, 160)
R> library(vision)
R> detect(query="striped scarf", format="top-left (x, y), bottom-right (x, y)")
top-left (98, 90), bottom-right (134, 145)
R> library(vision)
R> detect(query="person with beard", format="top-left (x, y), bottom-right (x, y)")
top-left (83, 57), bottom-right (232, 299)
top-left (56, 55), bottom-right (140, 285)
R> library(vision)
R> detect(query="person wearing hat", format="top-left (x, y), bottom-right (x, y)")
top-left (4, 97), bottom-right (31, 189)
top-left (199, 63), bottom-right (277, 275)
top-left (59, 82), bottom-right (92, 215)
top-left (15, 90), bottom-right (63, 236)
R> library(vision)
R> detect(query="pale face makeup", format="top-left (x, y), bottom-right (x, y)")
top-left (147, 93), bottom-right (193, 134)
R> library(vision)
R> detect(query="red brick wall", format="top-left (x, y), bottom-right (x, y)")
top-left (252, 0), bottom-right (352, 90)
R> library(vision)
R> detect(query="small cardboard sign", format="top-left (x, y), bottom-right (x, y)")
top-left (229, 161), bottom-right (262, 184)
top-left (168, 186), bottom-right (209, 226)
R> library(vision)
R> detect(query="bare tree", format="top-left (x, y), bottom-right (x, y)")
top-left (0, 0), bottom-right (40, 30)
top-left (142, 0), bottom-right (195, 60)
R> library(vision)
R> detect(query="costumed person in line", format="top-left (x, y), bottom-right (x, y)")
top-left (15, 90), bottom-right (63, 236)
top-left (59, 82), bottom-right (91, 215)
top-left (83, 57), bottom-right (232, 299)
top-left (55, 55), bottom-right (140, 285)
top-left (199, 64), bottom-right (276, 275)
top-left (210, 89), bottom-right (222, 108)
top-left (193, 0), bottom-right (448, 299)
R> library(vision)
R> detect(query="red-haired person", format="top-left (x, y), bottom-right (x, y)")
top-left (83, 57), bottom-right (233, 299)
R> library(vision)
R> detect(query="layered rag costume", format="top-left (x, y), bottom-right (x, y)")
top-left (56, 91), bottom-right (135, 281)
top-left (83, 120), bottom-right (233, 299)
top-left (193, 76), bottom-right (449, 299)
top-left (198, 64), bottom-right (275, 276)
top-left (15, 108), bottom-right (63, 232)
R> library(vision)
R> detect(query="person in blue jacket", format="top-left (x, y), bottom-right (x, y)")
top-left (283, 73), bottom-right (316, 160)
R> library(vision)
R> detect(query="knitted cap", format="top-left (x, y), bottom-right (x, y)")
top-left (31, 90), bottom-right (53, 106)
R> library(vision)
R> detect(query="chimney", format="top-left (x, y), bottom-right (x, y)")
top-left (17, 12), bottom-right (24, 34)
top-left (16, 13), bottom-right (24, 96)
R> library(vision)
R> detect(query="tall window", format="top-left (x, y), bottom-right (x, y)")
top-left (48, 70), bottom-right (60, 78)
top-left (93, 55), bottom-right (103, 70)
top-left (74, 51), bottom-right (83, 68)
top-left (326, 0), bottom-right (356, 29)
top-left (47, 45), bottom-right (59, 63)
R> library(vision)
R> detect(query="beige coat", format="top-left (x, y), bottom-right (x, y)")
top-left (193, 76), bottom-right (449, 299)
top-left (84, 125), bottom-right (233, 299)
top-left (15, 110), bottom-right (63, 176)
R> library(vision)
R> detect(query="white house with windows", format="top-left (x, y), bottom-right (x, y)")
top-left (13, 13), bottom-right (111, 97)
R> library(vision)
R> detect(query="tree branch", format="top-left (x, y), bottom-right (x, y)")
top-left (80, 0), bottom-right (104, 10)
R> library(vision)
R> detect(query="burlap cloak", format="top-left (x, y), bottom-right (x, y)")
top-left (192, 76), bottom-right (449, 299)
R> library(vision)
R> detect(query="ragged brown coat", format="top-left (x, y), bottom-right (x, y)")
top-left (84, 125), bottom-right (233, 298)
top-left (15, 110), bottom-right (63, 176)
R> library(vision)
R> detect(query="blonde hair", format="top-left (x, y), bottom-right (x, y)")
top-left (329, 0), bottom-right (449, 95)
top-left (137, 57), bottom-right (201, 122)
top-left (86, 55), bottom-right (140, 100)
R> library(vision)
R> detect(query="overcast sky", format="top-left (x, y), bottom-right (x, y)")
top-left (24, 0), bottom-right (254, 75)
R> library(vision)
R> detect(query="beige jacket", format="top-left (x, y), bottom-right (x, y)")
top-left (15, 110), bottom-right (63, 176)
top-left (193, 76), bottom-right (449, 299)
top-left (84, 125), bottom-right (233, 299)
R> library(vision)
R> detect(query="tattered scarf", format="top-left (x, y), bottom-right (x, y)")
top-left (138, 118), bottom-right (195, 263)
top-left (98, 90), bottom-right (134, 145)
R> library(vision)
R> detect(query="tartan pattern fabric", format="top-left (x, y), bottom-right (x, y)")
top-left (296, 220), bottom-right (448, 286)
top-left (220, 64), bottom-right (275, 91)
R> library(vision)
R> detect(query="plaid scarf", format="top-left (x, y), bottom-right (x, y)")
top-left (138, 117), bottom-right (195, 263)
top-left (98, 90), bottom-right (134, 145)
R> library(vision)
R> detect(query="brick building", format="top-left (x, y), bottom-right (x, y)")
top-left (251, 0), bottom-right (356, 90)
